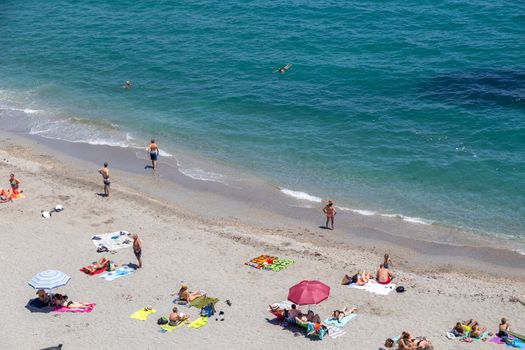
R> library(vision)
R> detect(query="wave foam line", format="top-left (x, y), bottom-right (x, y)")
top-left (280, 188), bottom-right (323, 203)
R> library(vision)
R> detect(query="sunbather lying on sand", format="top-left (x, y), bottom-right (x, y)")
top-left (168, 307), bottom-right (188, 326)
top-left (451, 322), bottom-right (466, 336)
top-left (357, 271), bottom-right (372, 285)
top-left (0, 188), bottom-right (13, 202)
top-left (83, 257), bottom-right (109, 274)
top-left (398, 331), bottom-right (433, 350)
top-left (331, 306), bottom-right (357, 321)
top-left (269, 304), bottom-right (286, 318)
top-left (469, 322), bottom-right (487, 338)
top-left (53, 294), bottom-right (92, 309)
top-left (178, 283), bottom-right (205, 302)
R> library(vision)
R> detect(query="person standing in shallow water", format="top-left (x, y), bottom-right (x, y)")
top-left (147, 139), bottom-right (159, 171)
top-left (323, 200), bottom-right (336, 230)
top-left (98, 162), bottom-right (110, 197)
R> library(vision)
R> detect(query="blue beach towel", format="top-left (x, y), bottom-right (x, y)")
top-left (99, 265), bottom-right (136, 281)
top-left (323, 313), bottom-right (357, 327)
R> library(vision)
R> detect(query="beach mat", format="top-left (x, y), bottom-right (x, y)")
top-left (324, 324), bottom-right (346, 339)
top-left (53, 303), bottom-right (95, 313)
top-left (245, 255), bottom-right (278, 269)
top-left (130, 308), bottom-right (157, 321)
top-left (160, 320), bottom-right (187, 333)
top-left (187, 317), bottom-right (208, 329)
top-left (263, 258), bottom-right (295, 272)
top-left (189, 296), bottom-right (219, 309)
top-left (323, 313), bottom-right (357, 327)
top-left (489, 336), bottom-right (525, 349)
top-left (91, 230), bottom-right (133, 251)
top-left (11, 193), bottom-right (25, 201)
top-left (99, 265), bottom-right (136, 281)
top-left (348, 281), bottom-right (396, 295)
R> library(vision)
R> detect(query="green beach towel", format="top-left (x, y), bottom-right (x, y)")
top-left (187, 317), bottom-right (208, 329)
top-left (189, 296), bottom-right (219, 309)
top-left (263, 258), bottom-right (295, 272)
top-left (160, 319), bottom-right (188, 333)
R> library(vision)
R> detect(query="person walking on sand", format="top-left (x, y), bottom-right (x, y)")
top-left (98, 162), bottom-right (110, 197)
top-left (147, 139), bottom-right (159, 171)
top-left (132, 234), bottom-right (142, 268)
top-left (323, 200), bottom-right (336, 230)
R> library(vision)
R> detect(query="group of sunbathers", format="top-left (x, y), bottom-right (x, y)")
top-left (384, 331), bottom-right (433, 349)
top-left (269, 303), bottom-right (357, 337)
top-left (450, 318), bottom-right (517, 346)
top-left (344, 254), bottom-right (396, 286)
top-left (31, 290), bottom-right (92, 309)
top-left (0, 174), bottom-right (21, 203)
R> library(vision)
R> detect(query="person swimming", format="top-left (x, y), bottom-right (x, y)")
top-left (274, 64), bottom-right (292, 74)
top-left (123, 80), bottom-right (132, 89)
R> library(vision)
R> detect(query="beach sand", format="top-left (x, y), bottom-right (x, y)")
top-left (1, 131), bottom-right (524, 349)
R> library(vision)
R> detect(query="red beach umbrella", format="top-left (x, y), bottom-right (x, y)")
top-left (288, 280), bottom-right (330, 305)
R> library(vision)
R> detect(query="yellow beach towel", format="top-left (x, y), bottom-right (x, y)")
top-left (187, 317), bottom-right (208, 329)
top-left (161, 320), bottom-right (188, 333)
top-left (130, 307), bottom-right (157, 321)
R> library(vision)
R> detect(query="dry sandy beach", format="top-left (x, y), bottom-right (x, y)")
top-left (1, 131), bottom-right (524, 350)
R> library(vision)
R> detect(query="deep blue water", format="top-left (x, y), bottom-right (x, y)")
top-left (1, 0), bottom-right (524, 239)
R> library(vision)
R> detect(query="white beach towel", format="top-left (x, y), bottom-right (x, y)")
top-left (348, 280), bottom-right (396, 295)
top-left (91, 230), bottom-right (133, 251)
top-left (325, 324), bottom-right (346, 339)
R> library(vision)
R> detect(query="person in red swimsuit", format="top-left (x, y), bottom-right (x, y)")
top-left (323, 200), bottom-right (336, 230)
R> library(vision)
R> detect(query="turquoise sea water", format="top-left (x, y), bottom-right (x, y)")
top-left (1, 1), bottom-right (524, 239)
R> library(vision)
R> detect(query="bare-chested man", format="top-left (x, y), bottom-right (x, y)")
top-left (98, 162), bottom-right (110, 197)
top-left (376, 264), bottom-right (394, 284)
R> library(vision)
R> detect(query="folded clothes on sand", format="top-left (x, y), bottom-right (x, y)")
top-left (53, 303), bottom-right (95, 313)
top-left (187, 317), bottom-right (208, 329)
top-left (348, 281), bottom-right (396, 295)
top-left (91, 231), bottom-right (132, 251)
top-left (160, 320), bottom-right (188, 333)
top-left (99, 265), bottom-right (135, 281)
top-left (130, 307), bottom-right (157, 321)
top-left (489, 336), bottom-right (525, 349)
top-left (323, 313), bottom-right (357, 327)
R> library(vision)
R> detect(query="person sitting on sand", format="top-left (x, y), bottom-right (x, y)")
top-left (53, 294), bottom-right (92, 309)
top-left (8, 174), bottom-right (21, 194)
top-left (398, 331), bottom-right (433, 350)
top-left (168, 306), bottom-right (188, 326)
top-left (452, 322), bottom-right (466, 337)
top-left (306, 315), bottom-right (327, 337)
top-left (331, 306), bottom-right (357, 321)
top-left (377, 264), bottom-right (394, 284)
top-left (178, 283), bottom-right (205, 302)
top-left (497, 318), bottom-right (517, 346)
top-left (31, 289), bottom-right (51, 307)
top-left (286, 303), bottom-right (302, 321)
top-left (323, 200), bottom-right (336, 230)
top-left (296, 310), bottom-right (318, 325)
top-left (383, 253), bottom-right (393, 269)
top-left (384, 338), bottom-right (395, 349)
top-left (269, 304), bottom-right (286, 318)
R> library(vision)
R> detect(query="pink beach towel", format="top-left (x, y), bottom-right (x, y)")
top-left (53, 303), bottom-right (96, 313)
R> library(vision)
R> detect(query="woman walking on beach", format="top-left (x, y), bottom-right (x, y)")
top-left (98, 162), bottom-right (110, 197)
top-left (132, 234), bottom-right (142, 268)
top-left (323, 200), bottom-right (336, 230)
top-left (147, 139), bottom-right (159, 171)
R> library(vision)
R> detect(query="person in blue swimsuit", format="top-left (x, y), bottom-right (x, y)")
top-left (147, 139), bottom-right (159, 171)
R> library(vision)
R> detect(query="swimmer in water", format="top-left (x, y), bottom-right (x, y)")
top-left (274, 64), bottom-right (293, 74)
top-left (123, 80), bottom-right (132, 89)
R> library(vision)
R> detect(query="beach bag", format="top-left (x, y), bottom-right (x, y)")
top-left (200, 303), bottom-right (215, 317)
top-left (157, 316), bottom-right (168, 325)
top-left (396, 286), bottom-right (405, 293)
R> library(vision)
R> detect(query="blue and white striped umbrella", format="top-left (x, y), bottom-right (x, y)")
top-left (28, 270), bottom-right (71, 290)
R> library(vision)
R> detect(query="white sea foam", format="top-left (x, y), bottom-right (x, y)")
top-left (337, 206), bottom-right (432, 225)
top-left (280, 188), bottom-right (322, 203)
top-left (179, 167), bottom-right (225, 183)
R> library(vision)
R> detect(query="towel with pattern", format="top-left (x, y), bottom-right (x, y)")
top-left (324, 324), bottom-right (346, 339)
top-left (99, 265), bottom-right (136, 281)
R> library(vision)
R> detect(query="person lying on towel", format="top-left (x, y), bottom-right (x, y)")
top-left (53, 294), bottom-right (92, 309)
top-left (178, 283), bottom-right (205, 302)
